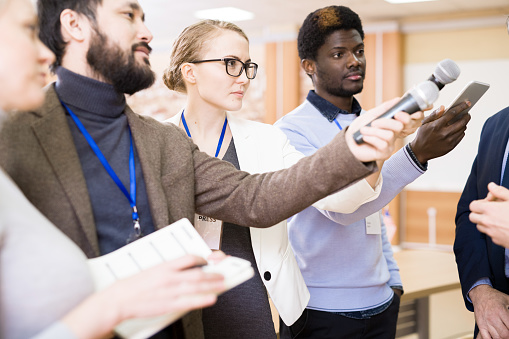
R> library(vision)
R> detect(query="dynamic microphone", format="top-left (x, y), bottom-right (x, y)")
top-left (428, 59), bottom-right (460, 90)
top-left (353, 80), bottom-right (439, 144)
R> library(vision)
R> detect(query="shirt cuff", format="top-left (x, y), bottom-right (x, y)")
top-left (405, 143), bottom-right (428, 171)
top-left (312, 175), bottom-right (383, 213)
top-left (466, 278), bottom-right (492, 303)
top-left (391, 285), bottom-right (404, 296)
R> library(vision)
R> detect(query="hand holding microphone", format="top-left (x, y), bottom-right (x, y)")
top-left (345, 104), bottom-right (411, 163)
top-left (353, 80), bottom-right (440, 144)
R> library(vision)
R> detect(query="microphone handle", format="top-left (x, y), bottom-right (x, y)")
top-left (353, 93), bottom-right (421, 144)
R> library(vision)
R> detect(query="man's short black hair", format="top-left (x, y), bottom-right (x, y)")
top-left (37, 0), bottom-right (102, 71)
top-left (298, 6), bottom-right (364, 61)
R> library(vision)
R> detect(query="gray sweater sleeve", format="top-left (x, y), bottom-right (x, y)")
top-left (317, 146), bottom-right (425, 225)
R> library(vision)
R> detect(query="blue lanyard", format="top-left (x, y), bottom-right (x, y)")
top-left (181, 111), bottom-right (228, 158)
top-left (60, 102), bottom-right (141, 237)
top-left (333, 118), bottom-right (343, 130)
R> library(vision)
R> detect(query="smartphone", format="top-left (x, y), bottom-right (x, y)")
top-left (445, 80), bottom-right (490, 122)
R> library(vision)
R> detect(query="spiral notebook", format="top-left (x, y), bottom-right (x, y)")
top-left (87, 218), bottom-right (254, 339)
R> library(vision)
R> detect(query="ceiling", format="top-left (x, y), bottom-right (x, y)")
top-left (140, 0), bottom-right (509, 51)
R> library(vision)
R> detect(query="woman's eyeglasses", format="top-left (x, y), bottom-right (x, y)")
top-left (190, 58), bottom-right (258, 80)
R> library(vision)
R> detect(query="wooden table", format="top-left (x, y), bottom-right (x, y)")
top-left (394, 249), bottom-right (461, 338)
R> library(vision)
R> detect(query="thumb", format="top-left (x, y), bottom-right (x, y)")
top-left (487, 182), bottom-right (509, 202)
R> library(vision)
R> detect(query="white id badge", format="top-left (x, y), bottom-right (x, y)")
top-left (365, 212), bottom-right (381, 235)
top-left (194, 214), bottom-right (223, 250)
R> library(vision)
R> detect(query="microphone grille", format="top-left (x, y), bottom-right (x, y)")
top-left (409, 81), bottom-right (439, 110)
top-left (434, 59), bottom-right (461, 85)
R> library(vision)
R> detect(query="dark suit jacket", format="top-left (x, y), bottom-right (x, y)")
top-left (0, 85), bottom-right (375, 338)
top-left (454, 107), bottom-right (509, 323)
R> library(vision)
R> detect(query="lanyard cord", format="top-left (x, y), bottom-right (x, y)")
top-left (333, 118), bottom-right (343, 131)
top-left (181, 111), bottom-right (228, 158)
top-left (60, 101), bottom-right (140, 234)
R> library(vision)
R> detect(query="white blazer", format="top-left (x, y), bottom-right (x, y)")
top-left (166, 111), bottom-right (382, 325)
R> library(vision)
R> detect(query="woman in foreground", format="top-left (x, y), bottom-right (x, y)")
top-left (0, 1), bottom-right (225, 338)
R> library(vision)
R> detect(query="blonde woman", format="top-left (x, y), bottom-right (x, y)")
top-left (0, 1), bottom-right (226, 338)
top-left (164, 20), bottom-right (386, 338)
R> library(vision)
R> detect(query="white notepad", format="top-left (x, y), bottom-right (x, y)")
top-left (87, 218), bottom-right (254, 339)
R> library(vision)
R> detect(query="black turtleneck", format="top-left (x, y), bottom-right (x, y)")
top-left (56, 67), bottom-right (156, 255)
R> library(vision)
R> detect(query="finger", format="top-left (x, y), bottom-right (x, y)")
top-left (367, 115), bottom-right (405, 133)
top-left (171, 267), bottom-right (225, 283)
top-left (470, 199), bottom-right (488, 213)
top-left (165, 255), bottom-right (208, 271)
top-left (360, 125), bottom-right (397, 142)
top-left (411, 111), bottom-right (424, 122)
top-left (488, 183), bottom-right (509, 201)
top-left (500, 308), bottom-right (509, 330)
top-left (447, 112), bottom-right (472, 131)
top-left (170, 293), bottom-right (218, 312)
top-left (476, 224), bottom-right (489, 235)
top-left (449, 100), bottom-right (471, 116)
top-left (145, 292), bottom-right (219, 316)
top-left (171, 273), bottom-right (226, 294)
top-left (478, 328), bottom-right (494, 339)
top-left (444, 114), bottom-right (471, 134)
top-left (392, 111), bottom-right (411, 126)
top-left (470, 211), bottom-right (483, 226)
top-left (486, 192), bottom-right (497, 202)
top-left (360, 135), bottom-right (391, 158)
top-left (442, 127), bottom-right (467, 147)
top-left (422, 105), bottom-right (445, 124)
top-left (442, 101), bottom-right (471, 124)
top-left (207, 250), bottom-right (227, 263)
top-left (477, 330), bottom-right (489, 339)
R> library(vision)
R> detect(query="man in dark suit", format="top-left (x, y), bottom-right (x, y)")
top-left (454, 17), bottom-right (509, 338)
top-left (0, 0), bottom-right (410, 338)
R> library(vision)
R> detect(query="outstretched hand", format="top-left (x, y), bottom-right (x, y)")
top-left (410, 101), bottom-right (471, 164)
top-left (470, 183), bottom-right (509, 248)
top-left (346, 98), bottom-right (411, 163)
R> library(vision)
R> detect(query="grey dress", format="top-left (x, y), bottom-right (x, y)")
top-left (202, 139), bottom-right (276, 339)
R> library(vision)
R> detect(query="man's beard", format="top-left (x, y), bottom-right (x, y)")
top-left (86, 29), bottom-right (155, 95)
top-left (316, 67), bottom-right (364, 98)
top-left (326, 83), bottom-right (363, 98)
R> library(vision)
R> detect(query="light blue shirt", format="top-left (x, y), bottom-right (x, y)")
top-left (275, 92), bottom-right (425, 312)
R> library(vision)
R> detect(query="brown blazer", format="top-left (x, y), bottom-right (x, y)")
top-left (0, 85), bottom-right (375, 337)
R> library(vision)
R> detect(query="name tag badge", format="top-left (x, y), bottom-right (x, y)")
top-left (366, 212), bottom-right (382, 235)
top-left (194, 214), bottom-right (223, 250)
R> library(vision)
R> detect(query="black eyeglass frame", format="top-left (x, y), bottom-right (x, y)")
top-left (190, 58), bottom-right (258, 79)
